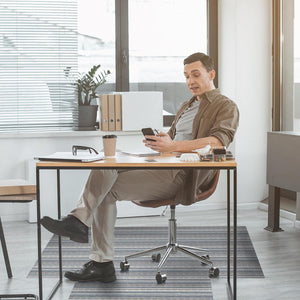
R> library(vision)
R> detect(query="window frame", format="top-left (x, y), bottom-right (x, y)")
top-left (115, 0), bottom-right (218, 92)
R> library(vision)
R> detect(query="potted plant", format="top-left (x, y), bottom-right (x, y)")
top-left (74, 64), bottom-right (110, 130)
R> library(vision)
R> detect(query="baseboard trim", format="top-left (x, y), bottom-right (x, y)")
top-left (1, 213), bottom-right (29, 222)
top-left (1, 202), bottom-right (267, 222)
top-left (295, 220), bottom-right (300, 229)
top-left (176, 201), bottom-right (259, 213)
top-left (258, 202), bottom-right (296, 222)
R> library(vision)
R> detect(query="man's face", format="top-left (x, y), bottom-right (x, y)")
top-left (184, 61), bottom-right (215, 97)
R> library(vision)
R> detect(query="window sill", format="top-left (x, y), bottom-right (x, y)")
top-left (0, 129), bottom-right (142, 139)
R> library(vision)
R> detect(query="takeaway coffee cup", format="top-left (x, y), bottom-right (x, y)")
top-left (102, 135), bottom-right (117, 157)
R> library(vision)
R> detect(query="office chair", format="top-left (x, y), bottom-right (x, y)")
top-left (120, 171), bottom-right (220, 283)
top-left (0, 180), bottom-right (38, 300)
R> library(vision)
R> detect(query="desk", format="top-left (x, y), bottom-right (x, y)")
top-left (35, 154), bottom-right (237, 300)
top-left (266, 131), bottom-right (300, 231)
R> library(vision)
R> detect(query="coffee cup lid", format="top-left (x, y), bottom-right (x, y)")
top-left (103, 134), bottom-right (117, 139)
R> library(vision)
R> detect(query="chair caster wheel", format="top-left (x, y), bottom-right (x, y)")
top-left (120, 261), bottom-right (130, 271)
top-left (201, 254), bottom-right (210, 265)
top-left (156, 272), bottom-right (167, 284)
top-left (209, 267), bottom-right (220, 278)
top-left (152, 253), bottom-right (161, 262)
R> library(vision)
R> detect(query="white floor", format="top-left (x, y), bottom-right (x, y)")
top-left (1, 205), bottom-right (300, 300)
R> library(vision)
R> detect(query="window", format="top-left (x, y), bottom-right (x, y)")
top-left (76, 0), bottom-right (210, 115)
top-left (129, 0), bottom-right (207, 83)
top-left (0, 0), bottom-right (212, 132)
top-left (0, 0), bottom-right (78, 132)
top-left (78, 0), bottom-right (115, 83)
top-left (128, 0), bottom-right (207, 113)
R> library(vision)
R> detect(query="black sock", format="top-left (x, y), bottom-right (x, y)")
top-left (93, 261), bottom-right (112, 267)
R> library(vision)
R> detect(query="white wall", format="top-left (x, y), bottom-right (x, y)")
top-left (219, 0), bottom-right (272, 204)
top-left (294, 83), bottom-right (300, 130)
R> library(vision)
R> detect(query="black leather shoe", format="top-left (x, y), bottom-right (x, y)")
top-left (64, 261), bottom-right (116, 282)
top-left (40, 215), bottom-right (88, 243)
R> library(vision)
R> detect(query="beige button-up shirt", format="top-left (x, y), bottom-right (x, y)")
top-left (168, 88), bottom-right (239, 205)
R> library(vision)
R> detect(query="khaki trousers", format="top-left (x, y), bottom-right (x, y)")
top-left (70, 169), bottom-right (185, 262)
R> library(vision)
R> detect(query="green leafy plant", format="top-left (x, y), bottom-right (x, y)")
top-left (75, 65), bottom-right (111, 105)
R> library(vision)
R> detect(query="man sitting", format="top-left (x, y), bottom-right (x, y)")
top-left (41, 52), bottom-right (239, 283)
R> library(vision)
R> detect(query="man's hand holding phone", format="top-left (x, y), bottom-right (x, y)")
top-left (142, 128), bottom-right (175, 153)
top-left (141, 127), bottom-right (157, 141)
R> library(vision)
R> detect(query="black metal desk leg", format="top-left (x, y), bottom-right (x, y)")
top-left (36, 168), bottom-right (63, 300)
top-left (265, 185), bottom-right (283, 232)
top-left (57, 170), bottom-right (63, 282)
top-left (233, 168), bottom-right (237, 300)
top-left (227, 168), bottom-right (237, 300)
top-left (46, 170), bottom-right (63, 299)
top-left (227, 169), bottom-right (230, 284)
top-left (36, 167), bottom-right (43, 300)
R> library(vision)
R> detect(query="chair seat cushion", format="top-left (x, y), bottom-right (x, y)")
top-left (132, 198), bottom-right (176, 208)
top-left (132, 171), bottom-right (220, 208)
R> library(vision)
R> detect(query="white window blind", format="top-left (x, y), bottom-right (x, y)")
top-left (0, 0), bottom-right (78, 132)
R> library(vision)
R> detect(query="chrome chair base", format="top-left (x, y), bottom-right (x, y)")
top-left (120, 205), bottom-right (220, 283)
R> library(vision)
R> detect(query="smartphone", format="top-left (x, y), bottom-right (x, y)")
top-left (141, 127), bottom-right (156, 141)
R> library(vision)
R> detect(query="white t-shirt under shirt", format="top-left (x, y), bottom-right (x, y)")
top-left (173, 99), bottom-right (200, 141)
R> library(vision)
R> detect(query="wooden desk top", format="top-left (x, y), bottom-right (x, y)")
top-left (36, 153), bottom-right (237, 169)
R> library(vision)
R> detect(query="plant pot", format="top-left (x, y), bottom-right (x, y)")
top-left (73, 105), bottom-right (98, 130)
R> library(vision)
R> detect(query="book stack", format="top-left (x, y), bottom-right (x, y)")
top-left (99, 94), bottom-right (122, 131)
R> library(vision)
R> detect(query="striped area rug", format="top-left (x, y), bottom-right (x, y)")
top-left (29, 226), bottom-right (264, 299)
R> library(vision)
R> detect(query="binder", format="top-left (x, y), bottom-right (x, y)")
top-left (108, 94), bottom-right (115, 131)
top-left (96, 96), bottom-right (101, 128)
top-left (101, 94), bottom-right (109, 131)
top-left (114, 94), bottom-right (122, 131)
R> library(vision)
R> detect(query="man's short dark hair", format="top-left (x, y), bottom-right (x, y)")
top-left (183, 52), bottom-right (214, 72)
